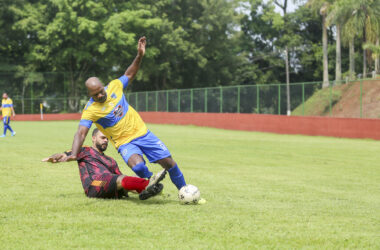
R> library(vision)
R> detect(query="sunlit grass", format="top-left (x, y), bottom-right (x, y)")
top-left (0, 121), bottom-right (379, 249)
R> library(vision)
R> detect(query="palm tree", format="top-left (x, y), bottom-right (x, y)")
top-left (308, 0), bottom-right (332, 88)
top-left (326, 0), bottom-right (380, 80)
top-left (327, 0), bottom-right (354, 81)
top-left (326, 1), bottom-right (348, 83)
top-left (363, 41), bottom-right (380, 74)
top-left (344, 0), bottom-right (380, 78)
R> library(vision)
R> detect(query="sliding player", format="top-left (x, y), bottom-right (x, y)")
top-left (43, 128), bottom-right (166, 200)
top-left (1, 93), bottom-right (16, 137)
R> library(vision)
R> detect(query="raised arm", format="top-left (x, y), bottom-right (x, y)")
top-left (124, 36), bottom-right (146, 83)
top-left (59, 125), bottom-right (89, 162)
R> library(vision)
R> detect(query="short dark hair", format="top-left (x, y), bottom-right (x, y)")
top-left (92, 128), bottom-right (100, 136)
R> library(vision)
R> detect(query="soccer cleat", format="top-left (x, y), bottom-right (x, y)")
top-left (197, 198), bottom-right (207, 205)
top-left (146, 169), bottom-right (166, 189)
top-left (11, 131), bottom-right (16, 136)
top-left (139, 183), bottom-right (164, 200)
top-left (0, 134), bottom-right (5, 137)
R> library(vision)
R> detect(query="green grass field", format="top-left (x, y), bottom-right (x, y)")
top-left (0, 121), bottom-right (379, 249)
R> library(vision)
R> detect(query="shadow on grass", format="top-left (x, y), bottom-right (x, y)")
top-left (123, 194), bottom-right (178, 205)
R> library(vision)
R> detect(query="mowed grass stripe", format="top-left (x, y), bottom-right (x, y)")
top-left (0, 121), bottom-right (379, 249)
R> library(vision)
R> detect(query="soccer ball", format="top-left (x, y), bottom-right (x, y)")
top-left (178, 184), bottom-right (200, 204)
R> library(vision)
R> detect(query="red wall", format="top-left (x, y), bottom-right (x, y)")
top-left (14, 113), bottom-right (81, 121)
top-left (139, 112), bottom-right (380, 140)
top-left (12, 112), bottom-right (380, 140)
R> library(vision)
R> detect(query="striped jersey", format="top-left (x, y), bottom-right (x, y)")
top-left (1, 98), bottom-right (13, 117)
top-left (79, 76), bottom-right (148, 149)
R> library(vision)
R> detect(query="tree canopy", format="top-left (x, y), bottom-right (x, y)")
top-left (1, 0), bottom-right (379, 108)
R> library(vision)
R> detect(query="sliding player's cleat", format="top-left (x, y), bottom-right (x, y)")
top-left (139, 183), bottom-right (164, 200)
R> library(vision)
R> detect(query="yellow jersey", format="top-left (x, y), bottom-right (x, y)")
top-left (1, 98), bottom-right (13, 117)
top-left (79, 76), bottom-right (148, 149)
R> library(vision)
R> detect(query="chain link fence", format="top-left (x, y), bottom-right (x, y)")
top-left (127, 79), bottom-right (380, 119)
top-left (1, 72), bottom-right (379, 118)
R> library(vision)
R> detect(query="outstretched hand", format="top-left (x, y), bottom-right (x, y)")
top-left (42, 153), bottom-right (66, 163)
top-left (137, 36), bottom-right (146, 57)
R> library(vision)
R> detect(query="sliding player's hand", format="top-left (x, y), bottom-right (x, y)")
top-left (42, 153), bottom-right (66, 163)
top-left (58, 155), bottom-right (77, 162)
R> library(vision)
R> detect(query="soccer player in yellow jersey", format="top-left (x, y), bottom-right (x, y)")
top-left (1, 93), bottom-right (16, 137)
top-left (59, 37), bottom-right (187, 191)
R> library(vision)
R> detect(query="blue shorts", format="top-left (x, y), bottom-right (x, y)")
top-left (3, 116), bottom-right (10, 125)
top-left (118, 131), bottom-right (171, 164)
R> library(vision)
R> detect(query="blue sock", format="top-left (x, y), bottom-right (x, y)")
top-left (168, 164), bottom-right (186, 190)
top-left (132, 162), bottom-right (153, 179)
top-left (3, 125), bottom-right (7, 135)
top-left (7, 125), bottom-right (13, 133)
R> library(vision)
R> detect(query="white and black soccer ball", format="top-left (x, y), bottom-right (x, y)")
top-left (178, 184), bottom-right (200, 204)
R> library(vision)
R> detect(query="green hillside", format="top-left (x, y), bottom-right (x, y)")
top-left (292, 79), bottom-right (380, 118)
top-left (292, 85), bottom-right (343, 116)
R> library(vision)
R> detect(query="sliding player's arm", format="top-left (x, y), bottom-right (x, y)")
top-left (41, 147), bottom-right (82, 163)
top-left (42, 153), bottom-right (66, 163)
top-left (41, 126), bottom-right (89, 163)
top-left (122, 36), bottom-right (146, 86)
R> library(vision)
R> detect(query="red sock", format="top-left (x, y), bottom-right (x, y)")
top-left (121, 176), bottom-right (149, 193)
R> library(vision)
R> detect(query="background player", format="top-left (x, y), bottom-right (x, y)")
top-left (42, 128), bottom-right (166, 200)
top-left (58, 37), bottom-right (187, 192)
top-left (1, 92), bottom-right (16, 137)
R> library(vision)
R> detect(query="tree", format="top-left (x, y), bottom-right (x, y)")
top-left (11, 0), bottom-right (168, 110)
top-left (342, 0), bottom-right (380, 77)
top-left (272, 0), bottom-right (291, 114)
top-left (0, 0), bottom-right (28, 71)
top-left (308, 0), bottom-right (333, 87)
top-left (363, 41), bottom-right (380, 74)
top-left (326, 1), bottom-right (345, 83)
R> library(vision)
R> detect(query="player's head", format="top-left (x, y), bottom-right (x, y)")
top-left (2, 93), bottom-right (8, 99)
top-left (85, 77), bottom-right (107, 103)
top-left (92, 128), bottom-right (108, 152)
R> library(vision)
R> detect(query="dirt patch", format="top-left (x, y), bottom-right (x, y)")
top-left (331, 80), bottom-right (380, 118)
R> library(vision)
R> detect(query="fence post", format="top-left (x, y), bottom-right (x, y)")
top-left (155, 91), bottom-right (158, 112)
top-left (63, 73), bottom-right (67, 112)
top-left (302, 83), bottom-right (305, 116)
top-left (178, 90), bottom-right (181, 112)
top-left (329, 82), bottom-right (332, 116)
top-left (237, 86), bottom-right (240, 113)
top-left (278, 84), bottom-right (281, 115)
top-left (31, 82), bottom-right (34, 114)
top-left (205, 88), bottom-right (208, 112)
top-left (190, 89), bottom-right (193, 112)
top-left (166, 91), bottom-right (169, 112)
top-left (220, 87), bottom-right (223, 113)
top-left (256, 85), bottom-right (260, 114)
top-left (135, 92), bottom-right (138, 111)
top-left (360, 78), bottom-right (363, 118)
top-left (146, 92), bottom-right (148, 111)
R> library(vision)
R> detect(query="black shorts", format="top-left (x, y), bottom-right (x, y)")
top-left (86, 174), bottom-right (125, 199)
